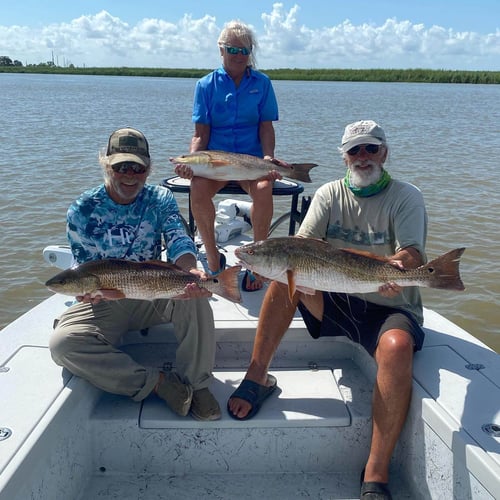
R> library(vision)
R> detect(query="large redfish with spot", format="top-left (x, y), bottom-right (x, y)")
top-left (45, 259), bottom-right (242, 303)
top-left (235, 237), bottom-right (465, 298)
top-left (170, 150), bottom-right (317, 183)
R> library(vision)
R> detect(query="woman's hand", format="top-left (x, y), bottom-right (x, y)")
top-left (263, 156), bottom-right (285, 181)
top-left (174, 164), bottom-right (194, 179)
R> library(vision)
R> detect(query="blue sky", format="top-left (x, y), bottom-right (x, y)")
top-left (1, 1), bottom-right (499, 70)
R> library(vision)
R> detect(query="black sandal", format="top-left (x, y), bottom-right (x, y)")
top-left (360, 481), bottom-right (392, 499)
top-left (360, 468), bottom-right (392, 499)
top-left (227, 375), bottom-right (277, 420)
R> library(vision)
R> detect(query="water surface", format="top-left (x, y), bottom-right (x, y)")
top-left (1, 74), bottom-right (498, 351)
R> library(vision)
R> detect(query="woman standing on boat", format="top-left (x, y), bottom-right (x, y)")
top-left (175, 20), bottom-right (283, 291)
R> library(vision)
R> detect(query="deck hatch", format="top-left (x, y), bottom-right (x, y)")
top-left (140, 368), bottom-right (351, 429)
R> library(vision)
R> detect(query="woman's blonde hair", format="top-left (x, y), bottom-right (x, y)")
top-left (218, 20), bottom-right (258, 68)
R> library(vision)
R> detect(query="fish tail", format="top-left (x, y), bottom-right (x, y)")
top-left (287, 163), bottom-right (317, 183)
top-left (214, 266), bottom-right (242, 303)
top-left (423, 247), bottom-right (466, 290)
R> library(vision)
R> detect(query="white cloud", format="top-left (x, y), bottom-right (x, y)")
top-left (0, 5), bottom-right (498, 70)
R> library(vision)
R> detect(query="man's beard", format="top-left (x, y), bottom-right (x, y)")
top-left (348, 160), bottom-right (383, 188)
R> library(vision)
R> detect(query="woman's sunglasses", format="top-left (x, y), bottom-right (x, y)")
top-left (224, 45), bottom-right (251, 56)
top-left (346, 144), bottom-right (381, 156)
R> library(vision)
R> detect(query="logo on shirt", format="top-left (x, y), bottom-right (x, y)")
top-left (106, 226), bottom-right (136, 246)
top-left (327, 221), bottom-right (388, 246)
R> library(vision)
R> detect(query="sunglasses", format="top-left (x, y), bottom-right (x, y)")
top-left (111, 162), bottom-right (148, 174)
top-left (224, 45), bottom-right (251, 56)
top-left (346, 144), bottom-right (381, 156)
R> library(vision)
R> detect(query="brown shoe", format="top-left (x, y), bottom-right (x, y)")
top-left (190, 388), bottom-right (221, 421)
top-left (156, 372), bottom-right (193, 417)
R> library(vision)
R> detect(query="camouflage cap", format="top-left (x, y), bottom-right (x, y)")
top-left (106, 128), bottom-right (151, 167)
top-left (340, 120), bottom-right (386, 152)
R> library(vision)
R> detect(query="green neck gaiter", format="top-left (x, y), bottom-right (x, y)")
top-left (344, 168), bottom-right (391, 197)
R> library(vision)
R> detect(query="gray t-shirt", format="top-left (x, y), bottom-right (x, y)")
top-left (297, 178), bottom-right (427, 324)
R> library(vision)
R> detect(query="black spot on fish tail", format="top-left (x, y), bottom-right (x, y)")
top-left (213, 266), bottom-right (242, 303)
top-left (423, 247), bottom-right (466, 291)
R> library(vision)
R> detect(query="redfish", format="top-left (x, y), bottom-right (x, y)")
top-left (235, 237), bottom-right (465, 299)
top-left (45, 259), bottom-right (242, 303)
top-left (170, 150), bottom-right (317, 183)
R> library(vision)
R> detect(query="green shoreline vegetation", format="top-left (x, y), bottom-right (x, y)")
top-left (1, 64), bottom-right (499, 84)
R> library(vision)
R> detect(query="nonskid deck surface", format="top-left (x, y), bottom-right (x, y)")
top-left (79, 471), bottom-right (412, 500)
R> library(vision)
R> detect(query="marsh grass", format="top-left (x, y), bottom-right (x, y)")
top-left (2, 66), bottom-right (499, 84)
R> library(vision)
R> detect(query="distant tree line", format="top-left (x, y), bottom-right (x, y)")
top-left (1, 57), bottom-right (499, 84)
top-left (0, 56), bottom-right (23, 66)
top-left (0, 56), bottom-right (75, 69)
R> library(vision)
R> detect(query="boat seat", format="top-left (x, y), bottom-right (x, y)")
top-left (162, 176), bottom-right (306, 237)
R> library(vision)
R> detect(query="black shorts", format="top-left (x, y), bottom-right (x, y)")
top-left (297, 292), bottom-right (425, 356)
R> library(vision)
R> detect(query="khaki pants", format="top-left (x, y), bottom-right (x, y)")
top-left (49, 298), bottom-right (215, 401)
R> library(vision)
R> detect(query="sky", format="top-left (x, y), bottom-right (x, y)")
top-left (1, 1), bottom-right (499, 71)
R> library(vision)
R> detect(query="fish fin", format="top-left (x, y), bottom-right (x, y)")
top-left (213, 266), bottom-right (242, 303)
top-left (142, 260), bottom-right (188, 273)
top-left (208, 158), bottom-right (232, 167)
top-left (284, 163), bottom-right (318, 183)
top-left (421, 248), bottom-right (466, 291)
top-left (339, 247), bottom-right (390, 263)
top-left (95, 289), bottom-right (127, 300)
top-left (143, 260), bottom-right (178, 267)
top-left (286, 269), bottom-right (296, 301)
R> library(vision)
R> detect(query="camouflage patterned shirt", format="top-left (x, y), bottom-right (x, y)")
top-left (67, 184), bottom-right (196, 264)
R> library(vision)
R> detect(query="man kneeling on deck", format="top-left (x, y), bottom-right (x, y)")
top-left (227, 120), bottom-right (427, 499)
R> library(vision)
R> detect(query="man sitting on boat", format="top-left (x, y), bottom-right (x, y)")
top-left (49, 127), bottom-right (221, 421)
top-left (227, 120), bottom-right (428, 499)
